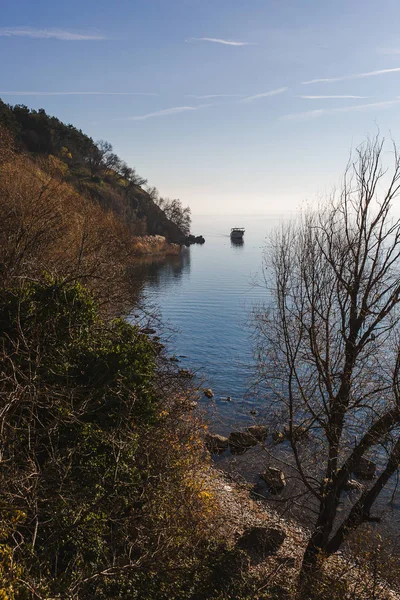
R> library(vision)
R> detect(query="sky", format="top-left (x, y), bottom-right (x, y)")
top-left (3, 0), bottom-right (400, 214)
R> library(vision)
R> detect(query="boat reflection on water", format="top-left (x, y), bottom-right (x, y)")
top-left (230, 237), bottom-right (244, 248)
top-left (230, 227), bottom-right (245, 249)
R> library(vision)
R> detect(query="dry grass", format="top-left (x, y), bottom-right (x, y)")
top-left (132, 235), bottom-right (180, 256)
top-left (0, 152), bottom-right (181, 314)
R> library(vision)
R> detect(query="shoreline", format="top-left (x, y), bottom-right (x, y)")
top-left (132, 234), bottom-right (182, 256)
top-left (207, 466), bottom-right (400, 599)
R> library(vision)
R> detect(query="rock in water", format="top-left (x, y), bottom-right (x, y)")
top-left (229, 426), bottom-right (268, 454)
top-left (205, 433), bottom-right (229, 454)
top-left (283, 424), bottom-right (309, 442)
top-left (237, 527), bottom-right (286, 563)
top-left (229, 430), bottom-right (258, 452)
top-left (260, 467), bottom-right (286, 494)
top-left (141, 327), bottom-right (157, 335)
top-left (272, 430), bottom-right (286, 444)
top-left (344, 479), bottom-right (364, 492)
top-left (246, 425), bottom-right (268, 442)
top-left (178, 369), bottom-right (194, 379)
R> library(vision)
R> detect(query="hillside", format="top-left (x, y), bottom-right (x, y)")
top-left (0, 99), bottom-right (189, 244)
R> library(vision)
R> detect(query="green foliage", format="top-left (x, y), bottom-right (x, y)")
top-left (0, 277), bottom-right (160, 597)
top-left (0, 276), bottom-right (263, 599)
top-left (0, 276), bottom-right (268, 600)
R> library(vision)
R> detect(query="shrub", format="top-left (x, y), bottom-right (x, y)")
top-left (0, 277), bottom-right (232, 599)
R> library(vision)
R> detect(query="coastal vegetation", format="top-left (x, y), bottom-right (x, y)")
top-left (0, 103), bottom-right (399, 599)
top-left (0, 100), bottom-right (191, 246)
top-left (0, 113), bottom-right (241, 599)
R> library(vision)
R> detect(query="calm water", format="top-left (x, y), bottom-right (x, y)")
top-left (131, 213), bottom-right (400, 550)
top-left (135, 214), bottom-right (282, 429)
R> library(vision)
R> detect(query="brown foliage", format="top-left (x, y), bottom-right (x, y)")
top-left (0, 153), bottom-right (138, 312)
top-left (0, 126), bottom-right (14, 165)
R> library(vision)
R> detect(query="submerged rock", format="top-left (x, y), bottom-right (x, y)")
top-left (141, 327), bottom-right (157, 335)
top-left (260, 467), bottom-right (286, 494)
top-left (178, 369), bottom-right (194, 379)
top-left (205, 433), bottom-right (229, 454)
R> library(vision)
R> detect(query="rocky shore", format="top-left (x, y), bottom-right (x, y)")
top-left (207, 468), bottom-right (400, 600)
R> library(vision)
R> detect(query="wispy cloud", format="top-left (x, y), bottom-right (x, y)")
top-left (302, 67), bottom-right (400, 84)
top-left (298, 95), bottom-right (369, 99)
top-left (242, 87), bottom-right (288, 103)
top-left (0, 91), bottom-right (158, 96)
top-left (283, 100), bottom-right (400, 121)
top-left (186, 37), bottom-right (252, 46)
top-left (130, 105), bottom-right (211, 121)
top-left (0, 27), bottom-right (106, 40)
top-left (185, 94), bottom-right (244, 99)
top-left (378, 48), bottom-right (400, 55)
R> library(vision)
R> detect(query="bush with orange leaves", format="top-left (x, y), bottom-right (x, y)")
top-left (0, 137), bottom-right (138, 313)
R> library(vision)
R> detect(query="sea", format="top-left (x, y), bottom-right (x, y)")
top-left (130, 213), bottom-right (400, 550)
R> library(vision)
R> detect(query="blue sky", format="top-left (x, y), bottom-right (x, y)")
top-left (3, 0), bottom-right (400, 214)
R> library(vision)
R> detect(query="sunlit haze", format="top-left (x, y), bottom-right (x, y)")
top-left (4, 0), bottom-right (400, 213)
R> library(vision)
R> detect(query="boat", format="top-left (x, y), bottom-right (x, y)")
top-left (230, 227), bottom-right (245, 240)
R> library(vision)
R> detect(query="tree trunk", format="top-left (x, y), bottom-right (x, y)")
top-left (298, 492), bottom-right (339, 597)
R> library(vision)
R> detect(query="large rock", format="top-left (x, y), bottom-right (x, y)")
top-left (205, 433), bottom-right (229, 454)
top-left (246, 425), bottom-right (268, 442)
top-left (185, 234), bottom-right (205, 245)
top-left (344, 479), bottom-right (364, 492)
top-left (260, 467), bottom-right (286, 494)
top-left (229, 430), bottom-right (256, 448)
top-left (229, 426), bottom-right (268, 452)
top-left (353, 457), bottom-right (376, 480)
top-left (236, 526), bottom-right (286, 563)
top-left (272, 425), bottom-right (309, 444)
top-left (229, 430), bottom-right (258, 453)
top-left (272, 430), bottom-right (286, 444)
top-left (283, 424), bottom-right (309, 442)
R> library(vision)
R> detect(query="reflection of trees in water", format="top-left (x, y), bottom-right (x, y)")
top-left (128, 248), bottom-right (191, 303)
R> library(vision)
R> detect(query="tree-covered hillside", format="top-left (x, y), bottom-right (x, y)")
top-left (0, 100), bottom-right (191, 242)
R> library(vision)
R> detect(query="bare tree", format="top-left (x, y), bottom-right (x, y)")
top-left (255, 138), bottom-right (400, 591)
top-left (117, 160), bottom-right (147, 186)
top-left (161, 197), bottom-right (191, 235)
